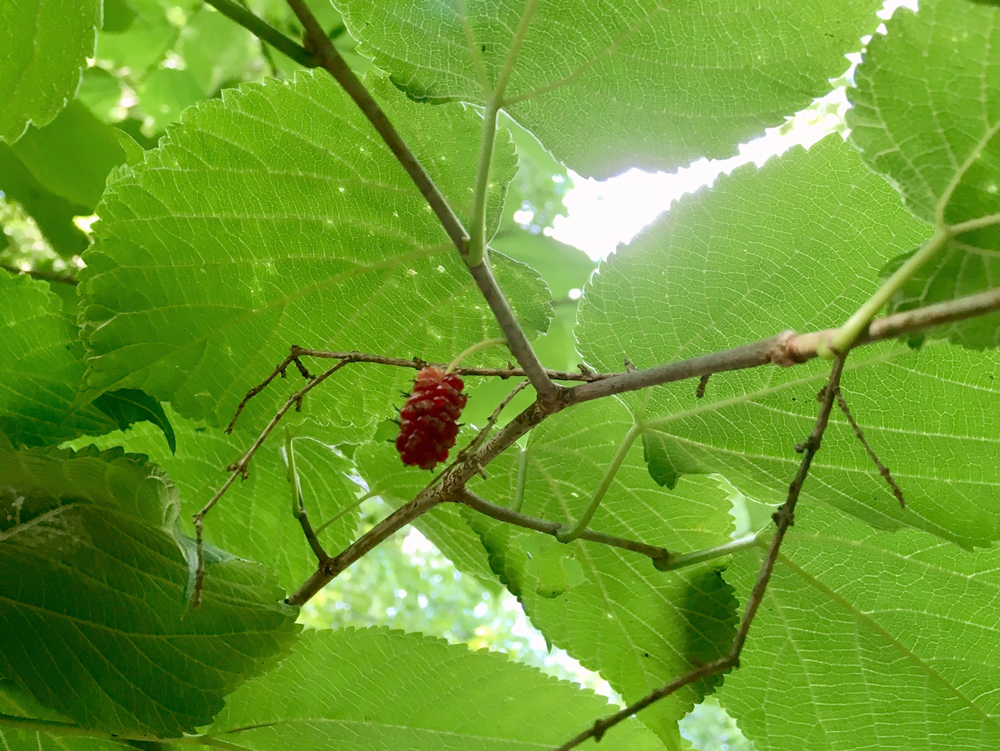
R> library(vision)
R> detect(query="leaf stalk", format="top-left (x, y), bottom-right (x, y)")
top-left (556, 423), bottom-right (641, 542)
top-left (820, 226), bottom-right (952, 357)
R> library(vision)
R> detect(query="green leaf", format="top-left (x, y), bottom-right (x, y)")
top-left (575, 136), bottom-right (1000, 547)
top-left (178, 6), bottom-right (257, 95)
top-left (879, 242), bottom-right (1000, 348)
top-left (0, 145), bottom-right (89, 257)
top-left (849, 0), bottom-right (1000, 348)
top-left (0, 443), bottom-right (300, 738)
top-left (77, 67), bottom-right (125, 123)
top-left (493, 231), bottom-right (594, 301)
top-left (0, 273), bottom-right (117, 446)
top-left (0, 683), bottom-right (123, 751)
top-left (465, 398), bottom-right (738, 742)
top-left (81, 72), bottom-right (548, 440)
top-left (463, 231), bottom-right (594, 423)
top-left (68, 406), bottom-right (362, 590)
top-left (91, 388), bottom-right (176, 453)
top-left (337, 0), bottom-right (885, 177)
top-left (0, 0), bottom-right (100, 143)
top-left (465, 510), bottom-right (587, 599)
top-left (354, 435), bottom-right (503, 587)
top-left (9, 100), bottom-right (126, 209)
top-left (136, 68), bottom-right (204, 132)
top-left (94, 0), bottom-right (181, 74)
top-left (102, 0), bottom-right (136, 33)
top-left (719, 499), bottom-right (1000, 751)
top-left (203, 627), bottom-right (666, 750)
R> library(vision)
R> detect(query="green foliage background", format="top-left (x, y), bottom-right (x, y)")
top-left (3, 1), bottom-right (1000, 750)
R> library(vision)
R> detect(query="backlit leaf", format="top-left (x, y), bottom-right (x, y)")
top-left (81, 72), bottom-right (548, 441)
top-left (202, 627), bottom-right (666, 750)
top-left (0, 443), bottom-right (300, 738)
top-left (0, 0), bottom-right (100, 143)
top-left (337, 0), bottom-right (885, 177)
top-left (850, 0), bottom-right (1000, 347)
top-left (576, 136), bottom-right (1000, 547)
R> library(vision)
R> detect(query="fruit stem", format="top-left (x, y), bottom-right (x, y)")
top-left (446, 337), bottom-right (509, 373)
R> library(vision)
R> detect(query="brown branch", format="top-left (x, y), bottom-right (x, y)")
top-left (280, 287), bottom-right (1000, 608)
top-left (286, 399), bottom-right (549, 606)
top-left (835, 387), bottom-right (906, 507)
top-left (553, 354), bottom-right (848, 751)
top-left (567, 285), bottom-right (1000, 407)
top-left (466, 261), bottom-right (561, 404)
top-left (287, 490), bottom-right (444, 605)
top-left (204, 0), bottom-right (320, 67)
top-left (454, 378), bottom-right (531, 465)
top-left (0, 263), bottom-right (78, 285)
top-left (278, 0), bottom-right (558, 403)
top-left (226, 351), bottom-right (312, 433)
top-left (457, 489), bottom-right (673, 565)
top-left (284, 0), bottom-right (467, 252)
top-left (292, 346), bottom-right (608, 381)
top-left (191, 360), bottom-right (350, 607)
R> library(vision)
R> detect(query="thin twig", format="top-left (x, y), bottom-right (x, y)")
top-left (0, 263), bottom-right (78, 285)
top-left (568, 285), bottom-right (1000, 407)
top-left (281, 0), bottom-right (557, 403)
top-left (457, 489), bottom-right (673, 565)
top-left (466, 261), bottom-right (562, 404)
top-left (283, 287), bottom-right (1000, 608)
top-left (192, 360), bottom-right (349, 607)
top-left (455, 379), bottom-right (531, 464)
top-left (553, 355), bottom-right (847, 751)
top-left (295, 507), bottom-right (330, 561)
top-left (835, 387), bottom-right (906, 507)
top-left (285, 430), bottom-right (331, 561)
top-left (293, 346), bottom-right (607, 381)
top-left (287, 491), bottom-right (445, 605)
top-left (205, 0), bottom-right (319, 67)
top-left (696, 373), bottom-right (711, 399)
top-left (226, 352), bottom-right (306, 433)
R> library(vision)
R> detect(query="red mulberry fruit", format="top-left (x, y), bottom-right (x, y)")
top-left (396, 367), bottom-right (467, 470)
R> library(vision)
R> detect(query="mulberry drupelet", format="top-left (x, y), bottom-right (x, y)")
top-left (395, 366), bottom-right (467, 470)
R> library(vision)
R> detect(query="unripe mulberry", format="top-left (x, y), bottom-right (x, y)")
top-left (396, 367), bottom-right (467, 470)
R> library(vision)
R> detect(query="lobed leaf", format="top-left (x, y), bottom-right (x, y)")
top-left (337, 0), bottom-right (885, 178)
top-left (575, 136), bottom-right (1000, 547)
top-left (80, 72), bottom-right (549, 440)
top-left (850, 0), bottom-right (1000, 348)
top-left (202, 627), bottom-right (667, 750)
top-left (0, 443), bottom-right (300, 738)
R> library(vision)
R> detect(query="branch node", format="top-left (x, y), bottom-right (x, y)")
top-left (624, 357), bottom-right (636, 372)
top-left (695, 373), bottom-right (711, 399)
top-left (767, 329), bottom-right (805, 366)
